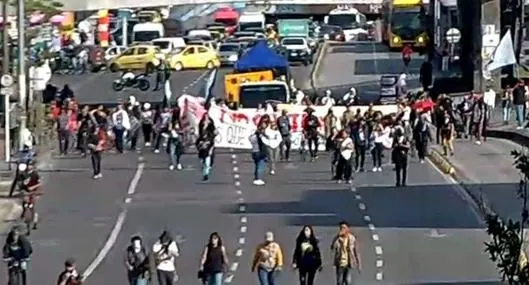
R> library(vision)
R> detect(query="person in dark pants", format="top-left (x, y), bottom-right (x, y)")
top-left (57, 108), bottom-right (71, 155)
top-left (277, 110), bottom-right (291, 161)
top-left (352, 119), bottom-right (367, 172)
top-left (292, 225), bottom-right (322, 285)
top-left (111, 104), bottom-right (130, 153)
top-left (419, 59), bottom-right (432, 91)
top-left (413, 112), bottom-right (431, 164)
top-left (393, 128), bottom-right (410, 187)
top-left (87, 127), bottom-right (103, 179)
top-left (302, 108), bottom-right (321, 161)
top-left (335, 130), bottom-right (354, 184)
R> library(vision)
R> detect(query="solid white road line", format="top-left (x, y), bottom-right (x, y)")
top-left (82, 163), bottom-right (144, 280)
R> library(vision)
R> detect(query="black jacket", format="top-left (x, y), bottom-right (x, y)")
top-left (292, 238), bottom-right (322, 271)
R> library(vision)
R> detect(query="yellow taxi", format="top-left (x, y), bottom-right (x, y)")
top-left (108, 45), bottom-right (162, 73)
top-left (168, 45), bottom-right (220, 71)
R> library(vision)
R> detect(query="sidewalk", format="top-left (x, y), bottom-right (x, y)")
top-left (428, 138), bottom-right (522, 222)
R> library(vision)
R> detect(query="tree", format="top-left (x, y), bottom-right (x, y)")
top-left (7, 0), bottom-right (63, 19)
top-left (485, 150), bottom-right (529, 284)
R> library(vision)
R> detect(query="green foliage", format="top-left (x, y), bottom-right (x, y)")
top-left (484, 150), bottom-right (529, 284)
top-left (8, 0), bottom-right (63, 18)
top-left (485, 215), bottom-right (529, 284)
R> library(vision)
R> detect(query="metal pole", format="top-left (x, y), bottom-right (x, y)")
top-left (2, 0), bottom-right (9, 163)
top-left (122, 17), bottom-right (128, 47)
top-left (17, 0), bottom-right (25, 151)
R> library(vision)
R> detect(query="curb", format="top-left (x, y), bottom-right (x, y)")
top-left (309, 41), bottom-right (329, 95)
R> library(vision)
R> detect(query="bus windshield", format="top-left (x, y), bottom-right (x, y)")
top-left (327, 14), bottom-right (358, 29)
top-left (239, 84), bottom-right (288, 108)
top-left (391, 8), bottom-right (423, 34)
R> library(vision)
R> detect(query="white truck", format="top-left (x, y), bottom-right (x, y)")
top-left (324, 6), bottom-right (368, 42)
top-left (237, 12), bottom-right (265, 32)
top-left (132, 22), bottom-right (165, 43)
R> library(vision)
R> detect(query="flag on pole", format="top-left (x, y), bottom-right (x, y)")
top-left (487, 29), bottom-right (517, 72)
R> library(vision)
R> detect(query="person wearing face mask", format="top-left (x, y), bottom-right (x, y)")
top-left (251, 231), bottom-right (284, 285)
top-left (57, 258), bottom-right (82, 285)
top-left (125, 236), bottom-right (152, 285)
top-left (199, 232), bottom-right (229, 285)
top-left (292, 225), bottom-right (322, 285)
top-left (330, 221), bottom-right (361, 285)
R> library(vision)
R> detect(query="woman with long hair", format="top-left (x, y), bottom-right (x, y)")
top-left (199, 232), bottom-right (229, 285)
top-left (292, 225), bottom-right (322, 285)
top-left (196, 114), bottom-right (217, 181)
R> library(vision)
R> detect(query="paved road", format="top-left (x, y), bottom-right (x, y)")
top-left (314, 42), bottom-right (422, 102)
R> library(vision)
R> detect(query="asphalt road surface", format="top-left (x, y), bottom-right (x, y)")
top-left (0, 41), bottom-right (502, 285)
top-left (314, 42), bottom-right (422, 102)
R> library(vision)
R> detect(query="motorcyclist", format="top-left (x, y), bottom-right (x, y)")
top-left (320, 89), bottom-right (335, 106)
top-left (3, 227), bottom-right (33, 285)
top-left (341, 87), bottom-right (358, 106)
top-left (9, 145), bottom-right (35, 197)
top-left (402, 44), bottom-right (413, 68)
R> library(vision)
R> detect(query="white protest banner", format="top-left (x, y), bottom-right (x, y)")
top-left (214, 121), bottom-right (254, 149)
top-left (205, 104), bottom-right (398, 150)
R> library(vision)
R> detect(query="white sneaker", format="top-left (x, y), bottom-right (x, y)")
top-left (154, 149), bottom-right (160, 154)
top-left (517, 126), bottom-right (523, 130)
top-left (145, 142), bottom-right (151, 147)
top-left (169, 165), bottom-right (175, 170)
top-left (270, 170), bottom-right (275, 175)
top-left (372, 167), bottom-right (378, 172)
top-left (475, 141), bottom-right (482, 145)
top-left (253, 179), bottom-right (265, 186)
top-left (177, 164), bottom-right (183, 170)
top-left (420, 160), bottom-right (425, 164)
top-left (377, 167), bottom-right (382, 172)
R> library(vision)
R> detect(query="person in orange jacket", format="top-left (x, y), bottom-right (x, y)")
top-left (252, 231), bottom-right (283, 285)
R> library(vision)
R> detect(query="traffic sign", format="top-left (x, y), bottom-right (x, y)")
top-left (446, 28), bottom-right (461, 44)
top-left (0, 87), bottom-right (14, 96)
top-left (0, 74), bottom-right (13, 87)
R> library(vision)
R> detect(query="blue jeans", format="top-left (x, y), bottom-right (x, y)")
top-left (128, 271), bottom-right (149, 285)
top-left (168, 143), bottom-right (182, 166)
top-left (516, 104), bottom-right (525, 127)
top-left (252, 152), bottom-right (265, 180)
top-left (202, 156), bottom-right (212, 176)
top-left (503, 105), bottom-right (512, 122)
top-left (257, 268), bottom-right (276, 285)
top-left (207, 272), bottom-right (223, 285)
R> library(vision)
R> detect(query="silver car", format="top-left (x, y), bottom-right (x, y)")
top-left (218, 43), bottom-right (242, 66)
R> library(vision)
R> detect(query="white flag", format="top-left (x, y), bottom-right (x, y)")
top-left (487, 30), bottom-right (517, 72)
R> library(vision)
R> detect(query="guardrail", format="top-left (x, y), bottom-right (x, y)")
top-left (63, 0), bottom-right (386, 11)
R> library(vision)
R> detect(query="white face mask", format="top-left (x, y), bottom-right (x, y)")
top-left (133, 240), bottom-right (141, 251)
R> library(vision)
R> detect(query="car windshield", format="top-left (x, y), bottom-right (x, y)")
top-left (133, 31), bottom-right (161, 42)
top-left (327, 14), bottom-right (358, 28)
top-left (219, 44), bottom-right (239, 52)
top-left (239, 22), bottom-right (262, 31)
top-left (282, 38), bottom-right (304, 45)
top-left (239, 84), bottom-right (288, 108)
top-left (153, 41), bottom-right (169, 49)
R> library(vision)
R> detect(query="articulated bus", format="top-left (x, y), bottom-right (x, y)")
top-left (382, 0), bottom-right (429, 49)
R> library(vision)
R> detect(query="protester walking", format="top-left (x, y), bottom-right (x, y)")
top-left (472, 96), bottom-right (486, 144)
top-left (141, 103), bottom-right (154, 147)
top-left (87, 126), bottom-right (104, 179)
top-left (264, 121), bottom-right (282, 175)
top-left (371, 123), bottom-right (384, 171)
top-left (330, 221), bottom-right (361, 285)
top-left (413, 112), bottom-right (431, 164)
top-left (513, 80), bottom-right (526, 129)
top-left (292, 226), bottom-right (322, 285)
top-left (302, 108), bottom-right (320, 161)
top-left (324, 109), bottom-right (338, 151)
top-left (154, 107), bottom-right (172, 153)
top-left (125, 236), bottom-right (152, 285)
top-left (250, 121), bottom-right (268, 186)
top-left (196, 115), bottom-right (217, 181)
top-left (440, 111), bottom-right (454, 156)
top-left (352, 118), bottom-right (367, 172)
top-left (167, 122), bottom-right (183, 171)
top-left (111, 104), bottom-right (131, 153)
top-left (153, 231), bottom-right (180, 285)
top-left (251, 231), bottom-right (283, 285)
top-left (335, 130), bottom-right (354, 184)
top-left (57, 108), bottom-right (71, 155)
top-left (502, 85), bottom-right (513, 125)
top-left (199, 232), bottom-right (229, 285)
top-left (393, 128), bottom-right (410, 187)
top-left (277, 110), bottom-right (291, 161)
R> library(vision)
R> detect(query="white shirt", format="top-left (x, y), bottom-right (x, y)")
top-left (321, 96), bottom-right (335, 106)
top-left (263, 128), bottom-right (282, 149)
top-left (153, 241), bottom-right (180, 271)
top-left (484, 89), bottom-right (496, 108)
top-left (112, 109), bottom-right (131, 130)
top-left (340, 137), bottom-right (354, 160)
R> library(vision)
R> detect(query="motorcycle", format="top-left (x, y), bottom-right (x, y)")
top-left (7, 259), bottom-right (27, 285)
top-left (112, 74), bottom-right (151, 92)
top-left (9, 150), bottom-right (36, 197)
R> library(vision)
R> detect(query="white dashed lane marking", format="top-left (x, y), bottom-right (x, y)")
top-left (351, 187), bottom-right (384, 282)
top-left (226, 149), bottom-right (246, 284)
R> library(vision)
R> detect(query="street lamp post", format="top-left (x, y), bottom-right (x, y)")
top-left (17, 0), bottom-right (26, 151)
